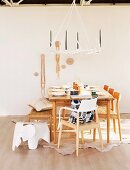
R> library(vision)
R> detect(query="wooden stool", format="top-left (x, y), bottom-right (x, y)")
top-left (27, 109), bottom-right (53, 141)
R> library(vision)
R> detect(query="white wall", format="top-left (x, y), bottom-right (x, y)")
top-left (0, 5), bottom-right (130, 115)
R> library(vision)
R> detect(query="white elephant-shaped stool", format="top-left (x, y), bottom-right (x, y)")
top-left (12, 122), bottom-right (50, 151)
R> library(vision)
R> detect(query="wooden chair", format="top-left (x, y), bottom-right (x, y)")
top-left (57, 98), bottom-right (103, 156)
top-left (108, 88), bottom-right (114, 96)
top-left (98, 91), bottom-right (122, 141)
top-left (103, 85), bottom-right (109, 91)
top-left (28, 109), bottom-right (53, 141)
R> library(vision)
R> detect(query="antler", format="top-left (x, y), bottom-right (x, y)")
top-left (2, 0), bottom-right (12, 6)
top-left (2, 0), bottom-right (24, 6)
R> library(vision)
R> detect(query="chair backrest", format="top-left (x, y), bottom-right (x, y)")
top-left (104, 85), bottom-right (109, 91)
top-left (108, 88), bottom-right (114, 96)
top-left (113, 91), bottom-right (121, 113)
top-left (78, 98), bottom-right (97, 112)
top-left (113, 91), bottom-right (121, 102)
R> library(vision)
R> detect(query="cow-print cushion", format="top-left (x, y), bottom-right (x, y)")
top-left (69, 100), bottom-right (94, 124)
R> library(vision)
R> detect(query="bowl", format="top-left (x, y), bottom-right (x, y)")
top-left (70, 90), bottom-right (79, 95)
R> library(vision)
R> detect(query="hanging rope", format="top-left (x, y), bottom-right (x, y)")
top-left (49, 0), bottom-right (101, 55)
top-left (51, 2), bottom-right (74, 46)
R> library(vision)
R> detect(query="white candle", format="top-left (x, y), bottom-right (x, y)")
top-left (65, 30), bottom-right (67, 50)
top-left (99, 29), bottom-right (101, 47)
top-left (50, 30), bottom-right (52, 47)
top-left (77, 32), bottom-right (79, 49)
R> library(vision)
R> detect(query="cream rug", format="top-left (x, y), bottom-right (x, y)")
top-left (43, 119), bottom-right (130, 155)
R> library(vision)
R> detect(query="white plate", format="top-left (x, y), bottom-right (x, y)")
top-left (50, 86), bottom-right (62, 89)
top-left (51, 89), bottom-right (65, 92)
top-left (51, 92), bottom-right (66, 96)
top-left (71, 94), bottom-right (92, 99)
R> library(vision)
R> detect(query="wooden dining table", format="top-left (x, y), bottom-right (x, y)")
top-left (48, 87), bottom-right (114, 144)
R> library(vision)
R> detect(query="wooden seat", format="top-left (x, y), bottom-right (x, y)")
top-left (98, 91), bottom-right (122, 141)
top-left (103, 85), bottom-right (109, 91)
top-left (57, 98), bottom-right (103, 156)
top-left (28, 109), bottom-right (53, 141)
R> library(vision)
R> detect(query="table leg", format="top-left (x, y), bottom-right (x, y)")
top-left (107, 100), bottom-right (110, 143)
top-left (52, 101), bottom-right (57, 144)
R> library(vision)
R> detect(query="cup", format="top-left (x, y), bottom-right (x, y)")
top-left (84, 85), bottom-right (90, 90)
top-left (91, 91), bottom-right (96, 96)
top-left (73, 82), bottom-right (79, 90)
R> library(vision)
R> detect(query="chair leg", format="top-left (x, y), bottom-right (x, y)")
top-left (117, 116), bottom-right (122, 141)
top-left (81, 131), bottom-right (84, 144)
top-left (113, 118), bottom-right (116, 133)
top-left (93, 128), bottom-right (96, 141)
top-left (58, 123), bottom-right (63, 148)
top-left (97, 126), bottom-right (103, 149)
top-left (50, 116), bottom-right (53, 141)
top-left (76, 130), bottom-right (79, 157)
